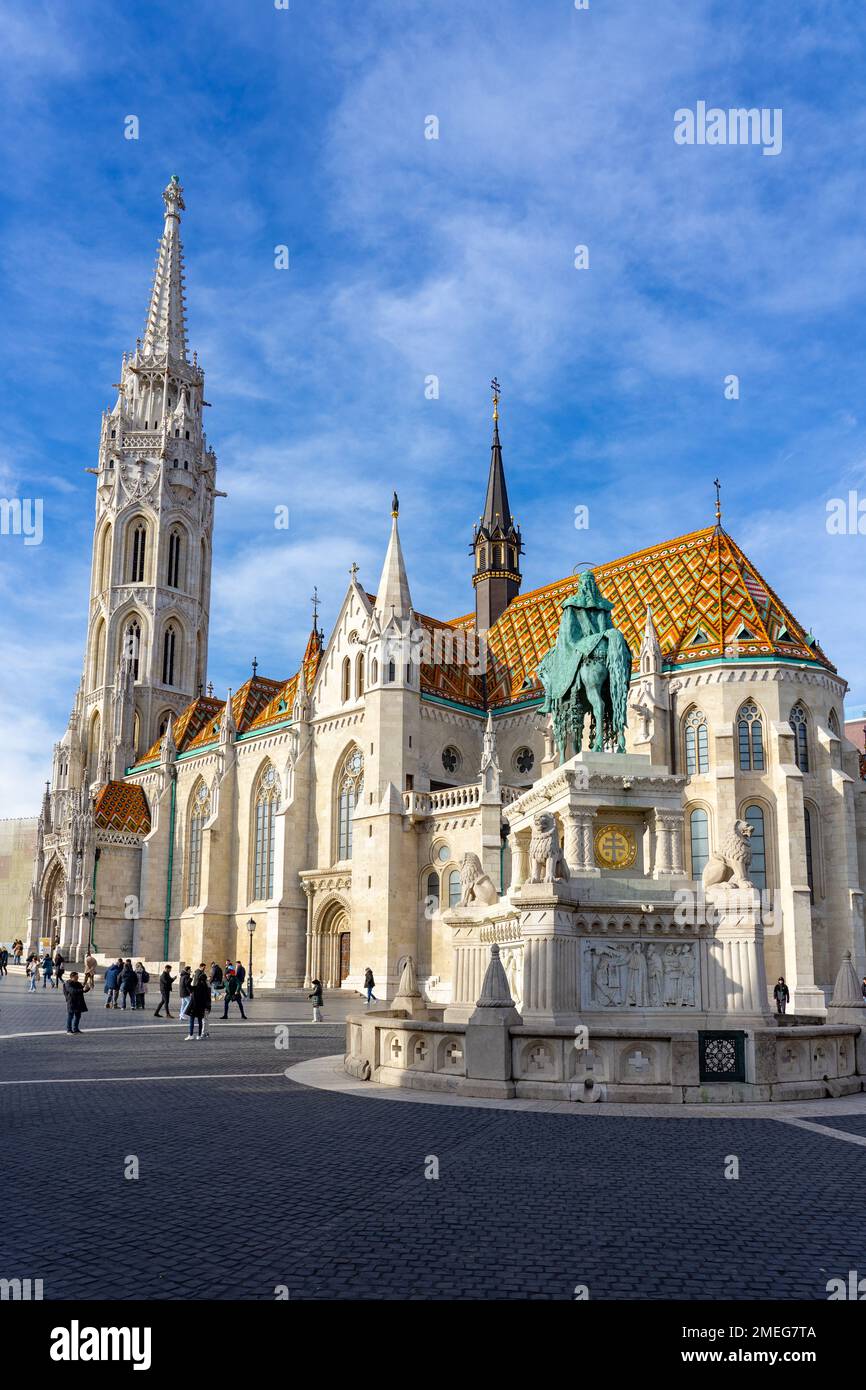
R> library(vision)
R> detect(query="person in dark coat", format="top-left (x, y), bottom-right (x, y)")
top-left (309, 978), bottom-right (324, 1022)
top-left (134, 961), bottom-right (149, 1009)
top-left (178, 965), bottom-right (193, 1020)
top-left (221, 970), bottom-right (247, 1020)
top-left (235, 960), bottom-right (247, 997)
top-left (773, 977), bottom-right (790, 1015)
top-left (119, 959), bottom-right (137, 1010)
top-left (363, 967), bottom-right (376, 1005)
top-left (103, 959), bottom-right (122, 1007)
top-left (41, 953), bottom-right (54, 989)
top-left (186, 969), bottom-right (212, 1039)
top-left (63, 972), bottom-right (91, 1033)
top-left (53, 950), bottom-right (65, 988)
top-left (154, 965), bottom-right (176, 1017)
top-left (209, 961), bottom-right (223, 999)
top-left (0, 947), bottom-right (8, 976)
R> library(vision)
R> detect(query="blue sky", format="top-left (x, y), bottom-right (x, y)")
top-left (1, 0), bottom-right (866, 814)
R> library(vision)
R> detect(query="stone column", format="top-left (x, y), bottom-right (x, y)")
top-left (302, 883), bottom-right (314, 989)
top-left (519, 900), bottom-right (582, 1028)
top-left (652, 810), bottom-right (673, 878)
top-left (563, 809), bottom-right (596, 873)
top-left (705, 890), bottom-right (773, 1024)
top-left (508, 831), bottom-right (531, 893)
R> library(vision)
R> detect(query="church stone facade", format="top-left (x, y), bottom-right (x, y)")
top-left (26, 179), bottom-right (866, 1011)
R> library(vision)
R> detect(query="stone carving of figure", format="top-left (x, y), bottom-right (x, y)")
top-left (680, 944), bottom-right (696, 1007)
top-left (625, 941), bottom-right (648, 1007)
top-left (647, 944), bottom-right (664, 1007)
top-left (591, 943), bottom-right (628, 1006)
top-left (663, 944), bottom-right (682, 1006)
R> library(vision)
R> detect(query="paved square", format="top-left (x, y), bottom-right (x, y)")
top-left (2, 976), bottom-right (866, 1300)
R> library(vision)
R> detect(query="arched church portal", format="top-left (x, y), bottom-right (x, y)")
top-left (312, 900), bottom-right (351, 989)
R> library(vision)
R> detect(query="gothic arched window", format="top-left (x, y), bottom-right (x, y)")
top-left (426, 870), bottom-right (440, 912)
top-left (737, 702), bottom-right (764, 771)
top-left (337, 748), bottom-right (364, 861)
top-left (789, 703), bottom-right (809, 772)
top-left (355, 652), bottom-right (364, 698)
top-left (828, 708), bottom-right (840, 736)
top-left (130, 523), bottom-right (146, 583)
top-left (187, 781), bottom-right (210, 907)
top-left (252, 764), bottom-right (279, 900)
top-left (744, 804), bottom-right (767, 889)
top-left (162, 624), bottom-right (177, 687)
top-left (341, 656), bottom-right (351, 703)
top-left (122, 620), bottom-right (141, 681)
top-left (167, 528), bottom-right (183, 589)
top-left (448, 869), bottom-right (462, 907)
top-left (684, 708), bottom-right (709, 775)
top-left (804, 804), bottom-right (815, 902)
top-left (92, 619), bottom-right (107, 688)
top-left (689, 808), bottom-right (709, 878)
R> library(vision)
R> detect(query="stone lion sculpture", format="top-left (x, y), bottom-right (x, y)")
top-left (701, 819), bottom-right (754, 892)
top-left (459, 852), bottom-right (499, 907)
top-left (528, 812), bottom-right (570, 884)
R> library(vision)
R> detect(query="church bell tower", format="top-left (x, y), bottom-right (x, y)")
top-left (75, 175), bottom-right (219, 787)
top-left (472, 380), bottom-right (522, 632)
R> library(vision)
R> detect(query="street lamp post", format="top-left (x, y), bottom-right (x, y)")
top-left (246, 917), bottom-right (256, 1000)
top-left (86, 898), bottom-right (97, 955)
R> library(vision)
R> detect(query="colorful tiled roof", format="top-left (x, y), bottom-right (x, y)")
top-left (247, 628), bottom-right (324, 732)
top-left (421, 525), bottom-right (833, 711)
top-left (94, 781), bottom-right (151, 835)
top-left (131, 633), bottom-right (324, 770)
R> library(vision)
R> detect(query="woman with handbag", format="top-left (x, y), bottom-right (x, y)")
top-left (309, 978), bottom-right (324, 1023)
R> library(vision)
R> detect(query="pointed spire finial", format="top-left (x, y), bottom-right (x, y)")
top-left (310, 585), bottom-right (320, 628)
top-left (713, 477), bottom-right (722, 527)
top-left (391, 491), bottom-right (399, 518)
top-left (251, 656), bottom-right (258, 679)
top-left (491, 376), bottom-right (501, 423)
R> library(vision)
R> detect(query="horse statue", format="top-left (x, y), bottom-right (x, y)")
top-left (537, 570), bottom-right (633, 759)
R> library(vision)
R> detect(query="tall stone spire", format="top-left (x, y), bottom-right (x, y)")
top-left (374, 492), bottom-right (413, 625)
top-left (142, 175), bottom-right (188, 361)
top-left (473, 382), bottom-right (522, 632)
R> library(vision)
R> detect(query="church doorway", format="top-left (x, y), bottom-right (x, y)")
top-left (339, 931), bottom-right (351, 982)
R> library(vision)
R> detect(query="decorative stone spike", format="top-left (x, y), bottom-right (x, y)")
top-left (395, 955), bottom-right (420, 999)
top-left (390, 954), bottom-right (428, 1018)
top-left (475, 942), bottom-right (515, 1009)
top-left (830, 951), bottom-right (865, 1009)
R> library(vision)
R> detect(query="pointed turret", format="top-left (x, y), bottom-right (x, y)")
top-left (472, 383), bottom-right (522, 631)
top-left (142, 175), bottom-right (188, 360)
top-left (373, 492), bottom-right (413, 625)
top-left (639, 605), bottom-right (662, 676)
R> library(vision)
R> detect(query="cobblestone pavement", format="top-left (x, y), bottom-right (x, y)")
top-left (2, 976), bottom-right (865, 1301)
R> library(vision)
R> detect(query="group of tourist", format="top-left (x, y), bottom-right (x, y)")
top-left (24, 948), bottom-right (67, 990)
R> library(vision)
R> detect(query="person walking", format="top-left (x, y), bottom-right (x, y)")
top-left (134, 961), bottom-right (149, 1009)
top-left (209, 961), bottom-right (223, 1001)
top-left (62, 971), bottom-right (91, 1034)
top-left (178, 965), bottom-right (193, 1020)
top-left (119, 959), bottom-right (137, 1010)
top-left (185, 968), bottom-right (212, 1040)
top-left (83, 951), bottom-right (97, 991)
top-left (41, 953), bottom-right (54, 989)
top-left (309, 977), bottom-right (324, 1023)
top-left (154, 965), bottom-right (176, 1018)
top-left (774, 976), bottom-right (790, 1016)
top-left (26, 954), bottom-right (39, 991)
top-left (221, 969), bottom-right (247, 1020)
top-left (13, 939), bottom-right (23, 965)
top-left (234, 960), bottom-right (247, 997)
top-left (0, 946), bottom-right (8, 977)
top-left (363, 967), bottom-right (376, 1005)
top-left (103, 958), bottom-right (122, 1008)
top-left (53, 949), bottom-right (65, 988)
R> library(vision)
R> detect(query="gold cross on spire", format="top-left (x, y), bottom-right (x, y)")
top-left (491, 377), bottom-right (501, 423)
top-left (713, 477), bottom-right (722, 526)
